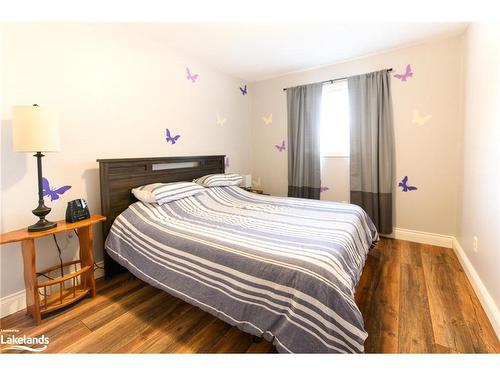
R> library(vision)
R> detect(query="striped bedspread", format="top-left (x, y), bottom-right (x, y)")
top-left (105, 186), bottom-right (378, 353)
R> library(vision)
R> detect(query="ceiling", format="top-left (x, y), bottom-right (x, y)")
top-left (142, 23), bottom-right (468, 82)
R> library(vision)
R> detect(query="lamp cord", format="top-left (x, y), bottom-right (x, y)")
top-left (73, 229), bottom-right (103, 271)
top-left (52, 234), bottom-right (64, 279)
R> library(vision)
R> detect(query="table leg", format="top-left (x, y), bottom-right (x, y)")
top-left (21, 239), bottom-right (41, 325)
top-left (77, 225), bottom-right (96, 297)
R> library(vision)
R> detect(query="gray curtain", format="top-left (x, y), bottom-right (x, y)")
top-left (348, 70), bottom-right (394, 234)
top-left (286, 83), bottom-right (323, 199)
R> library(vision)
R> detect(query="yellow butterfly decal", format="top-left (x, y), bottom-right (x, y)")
top-left (262, 113), bottom-right (273, 125)
top-left (216, 113), bottom-right (227, 127)
top-left (412, 110), bottom-right (432, 126)
top-left (252, 176), bottom-right (262, 188)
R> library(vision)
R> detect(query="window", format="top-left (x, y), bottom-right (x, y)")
top-left (320, 80), bottom-right (350, 157)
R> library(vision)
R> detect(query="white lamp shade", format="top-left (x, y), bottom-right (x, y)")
top-left (242, 174), bottom-right (252, 188)
top-left (12, 105), bottom-right (60, 152)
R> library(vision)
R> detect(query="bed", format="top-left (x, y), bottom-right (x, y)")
top-left (98, 155), bottom-right (378, 353)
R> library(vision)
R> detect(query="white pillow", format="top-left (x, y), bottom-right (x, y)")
top-left (194, 173), bottom-right (243, 187)
top-left (132, 182), bottom-right (205, 204)
top-left (131, 183), bottom-right (162, 203)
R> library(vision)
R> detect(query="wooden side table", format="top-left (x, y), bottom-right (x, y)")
top-left (242, 187), bottom-right (270, 195)
top-left (0, 215), bottom-right (106, 324)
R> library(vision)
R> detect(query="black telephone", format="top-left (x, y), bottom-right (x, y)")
top-left (66, 199), bottom-right (90, 223)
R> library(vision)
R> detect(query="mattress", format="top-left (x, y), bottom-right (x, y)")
top-left (105, 186), bottom-right (378, 353)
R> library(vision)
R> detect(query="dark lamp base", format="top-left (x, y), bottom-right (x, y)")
top-left (29, 151), bottom-right (57, 232)
top-left (28, 218), bottom-right (57, 232)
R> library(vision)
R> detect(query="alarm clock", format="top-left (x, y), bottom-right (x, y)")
top-left (65, 199), bottom-right (90, 223)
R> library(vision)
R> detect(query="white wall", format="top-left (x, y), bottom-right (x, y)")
top-left (249, 35), bottom-right (464, 236)
top-left (457, 23), bottom-right (500, 311)
top-left (0, 23), bottom-right (251, 298)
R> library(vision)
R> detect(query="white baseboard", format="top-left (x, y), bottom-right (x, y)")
top-left (0, 289), bottom-right (27, 320)
top-left (383, 227), bottom-right (454, 248)
top-left (452, 238), bottom-right (500, 340)
top-left (0, 261), bottom-right (105, 319)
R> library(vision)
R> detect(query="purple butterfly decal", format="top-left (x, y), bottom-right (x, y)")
top-left (398, 176), bottom-right (418, 192)
top-left (42, 177), bottom-right (71, 202)
top-left (165, 128), bottom-right (181, 145)
top-left (225, 157), bottom-right (229, 168)
top-left (320, 186), bottom-right (329, 193)
top-left (186, 67), bottom-right (198, 83)
top-left (394, 64), bottom-right (413, 82)
top-left (239, 84), bottom-right (247, 96)
top-left (275, 140), bottom-right (286, 152)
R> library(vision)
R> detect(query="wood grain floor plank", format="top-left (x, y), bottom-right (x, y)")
top-left (245, 338), bottom-right (275, 353)
top-left (421, 246), bottom-right (475, 353)
top-left (432, 343), bottom-right (460, 353)
top-left (208, 326), bottom-right (254, 353)
top-left (399, 240), bottom-right (422, 266)
top-left (398, 262), bottom-right (434, 353)
top-left (175, 316), bottom-right (233, 353)
top-left (129, 304), bottom-right (208, 353)
top-left (81, 283), bottom-right (159, 331)
top-left (61, 290), bottom-right (175, 353)
top-left (42, 321), bottom-right (92, 353)
top-left (156, 307), bottom-right (215, 353)
top-left (363, 238), bottom-right (400, 353)
top-left (113, 299), bottom-right (189, 353)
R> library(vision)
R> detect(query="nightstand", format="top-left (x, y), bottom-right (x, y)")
top-left (242, 187), bottom-right (269, 195)
top-left (0, 215), bottom-right (105, 324)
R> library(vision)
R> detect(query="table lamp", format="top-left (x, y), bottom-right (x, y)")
top-left (12, 104), bottom-right (61, 232)
top-left (241, 174), bottom-right (252, 188)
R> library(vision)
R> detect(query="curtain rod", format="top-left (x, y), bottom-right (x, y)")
top-left (282, 68), bottom-right (393, 91)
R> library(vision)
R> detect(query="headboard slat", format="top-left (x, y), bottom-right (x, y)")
top-left (97, 155), bottom-right (225, 277)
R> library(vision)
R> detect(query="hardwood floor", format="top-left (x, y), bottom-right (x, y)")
top-left (1, 238), bottom-right (498, 353)
top-left (355, 239), bottom-right (499, 353)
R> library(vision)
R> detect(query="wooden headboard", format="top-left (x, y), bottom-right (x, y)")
top-left (97, 155), bottom-right (225, 277)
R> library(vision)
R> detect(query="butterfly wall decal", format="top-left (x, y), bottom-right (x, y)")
top-left (216, 113), bottom-right (227, 127)
top-left (224, 157), bottom-right (229, 168)
top-left (398, 176), bottom-right (418, 192)
top-left (42, 177), bottom-right (71, 202)
top-left (186, 67), bottom-right (198, 83)
top-left (412, 110), bottom-right (432, 126)
top-left (165, 128), bottom-right (181, 145)
top-left (239, 84), bottom-right (247, 96)
top-left (275, 140), bottom-right (286, 152)
top-left (262, 114), bottom-right (273, 125)
top-left (252, 176), bottom-right (262, 189)
top-left (394, 64), bottom-right (413, 82)
top-left (320, 185), bottom-right (329, 193)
